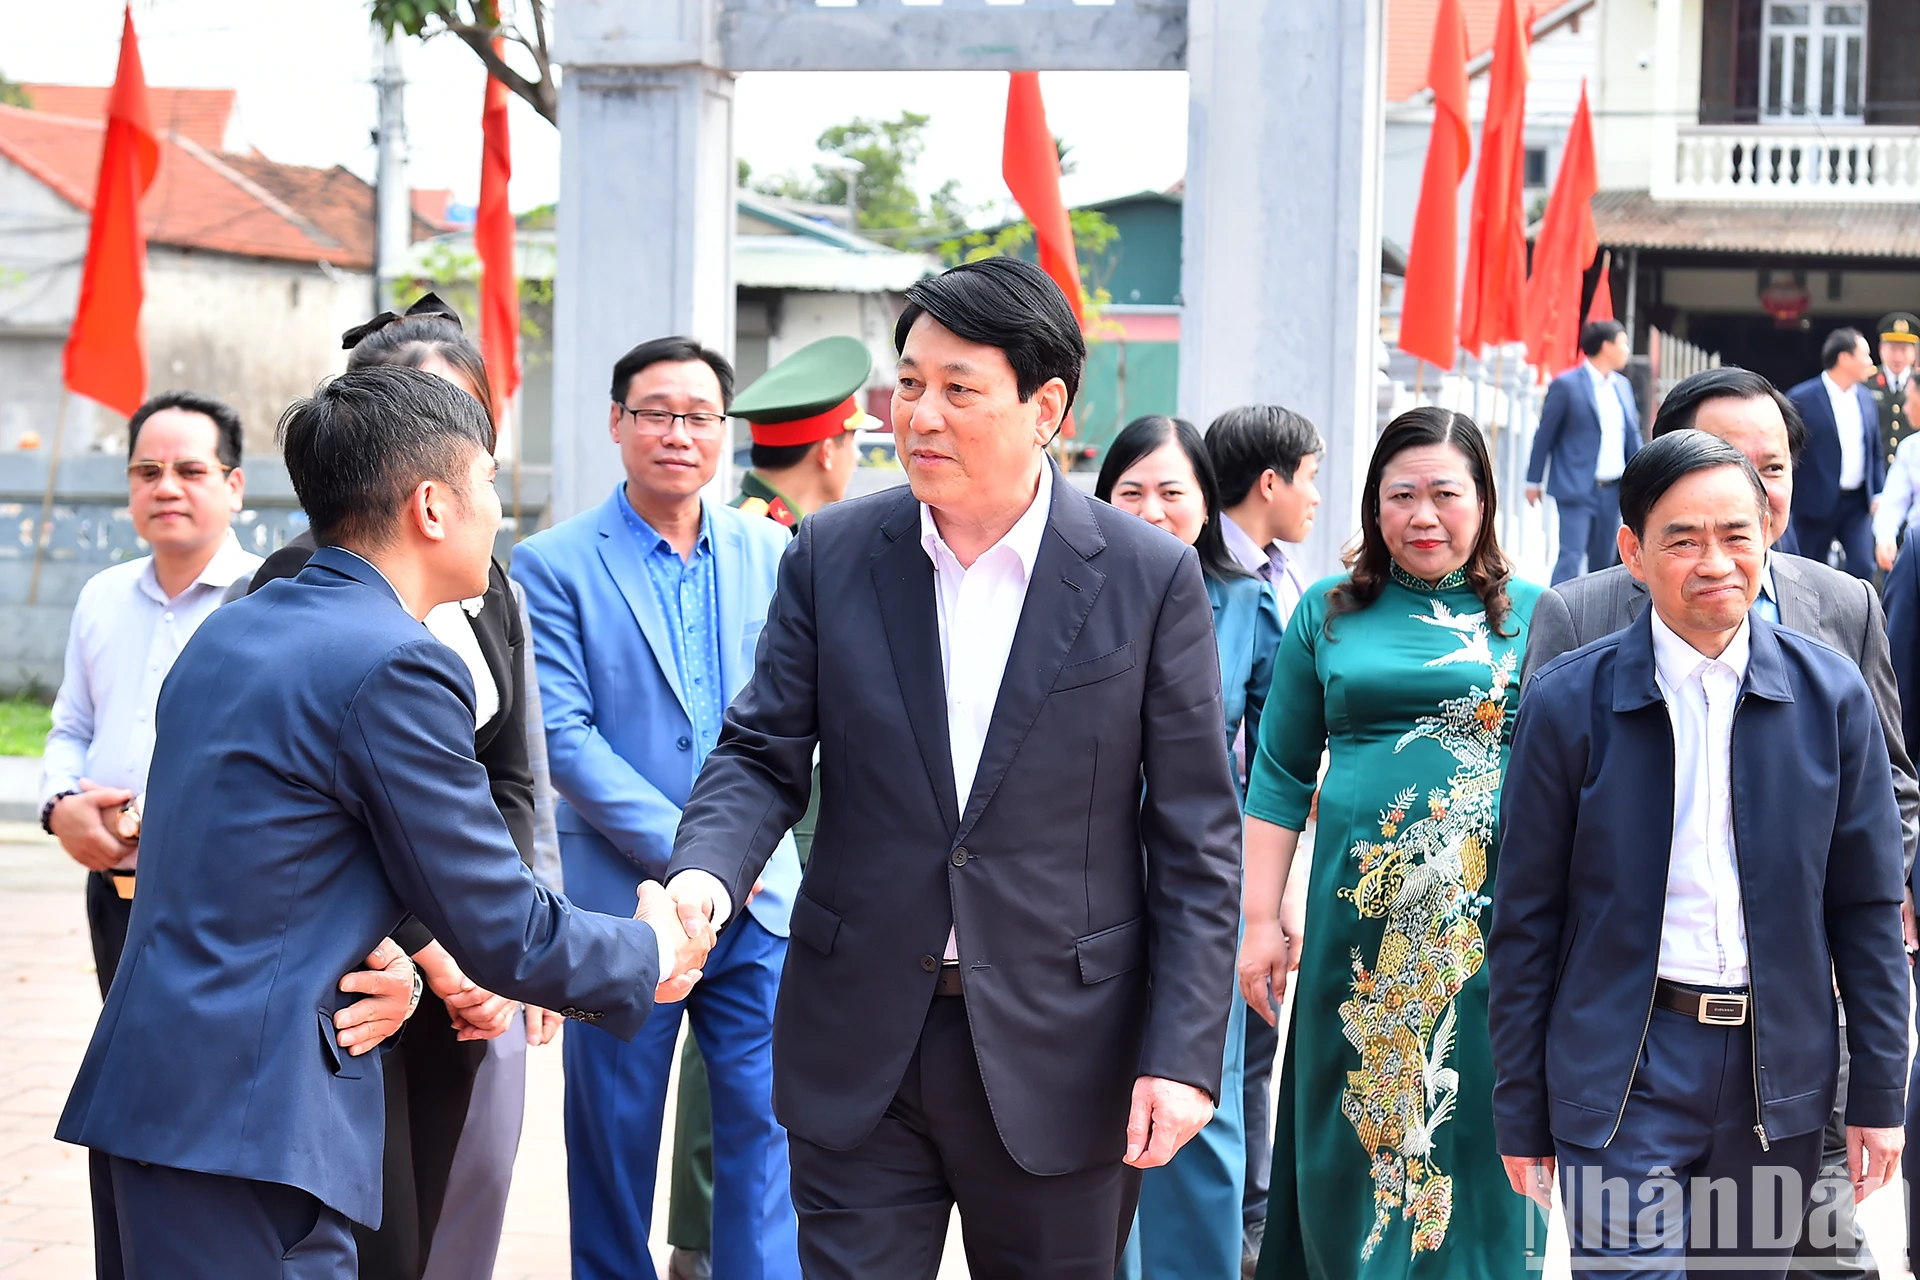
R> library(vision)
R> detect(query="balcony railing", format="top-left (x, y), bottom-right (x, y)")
top-left (1657, 125), bottom-right (1920, 202)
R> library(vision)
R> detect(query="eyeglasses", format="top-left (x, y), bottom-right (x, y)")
top-left (618, 406), bottom-right (729, 438)
top-left (127, 459), bottom-right (235, 486)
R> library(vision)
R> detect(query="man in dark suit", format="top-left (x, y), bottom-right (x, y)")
top-left (56, 366), bottom-right (708, 1279)
top-left (1492, 431), bottom-right (1910, 1276)
top-left (1526, 318), bottom-right (1643, 583)
top-left (1521, 366), bottom-right (1917, 1278)
top-left (1789, 327), bottom-right (1884, 579)
top-left (663, 257), bottom-right (1244, 1277)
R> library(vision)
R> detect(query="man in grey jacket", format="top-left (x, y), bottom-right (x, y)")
top-left (1520, 365), bottom-right (1919, 1278)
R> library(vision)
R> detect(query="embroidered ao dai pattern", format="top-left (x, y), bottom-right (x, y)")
top-left (1250, 566), bottom-right (1544, 1280)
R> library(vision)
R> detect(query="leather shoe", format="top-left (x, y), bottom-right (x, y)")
top-left (667, 1248), bottom-right (712, 1280)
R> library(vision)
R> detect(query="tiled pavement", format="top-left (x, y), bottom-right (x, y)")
top-left (1, 821), bottom-right (1906, 1278)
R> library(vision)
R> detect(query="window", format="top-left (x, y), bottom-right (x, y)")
top-left (1523, 147), bottom-right (1548, 188)
top-left (1762, 3), bottom-right (1866, 121)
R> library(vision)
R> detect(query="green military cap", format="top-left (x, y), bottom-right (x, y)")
top-left (1878, 313), bottom-right (1920, 346)
top-left (731, 336), bottom-right (882, 446)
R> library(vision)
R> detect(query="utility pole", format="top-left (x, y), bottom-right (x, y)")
top-left (372, 31), bottom-right (411, 312)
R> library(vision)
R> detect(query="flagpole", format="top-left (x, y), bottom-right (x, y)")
top-left (1415, 362), bottom-right (1426, 402)
top-left (1490, 345), bottom-right (1506, 469)
top-left (27, 391), bottom-right (72, 607)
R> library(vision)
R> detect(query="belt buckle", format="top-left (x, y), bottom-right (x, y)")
top-left (1698, 994), bottom-right (1747, 1026)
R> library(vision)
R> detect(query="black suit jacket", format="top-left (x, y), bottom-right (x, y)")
top-left (667, 467), bottom-right (1244, 1176)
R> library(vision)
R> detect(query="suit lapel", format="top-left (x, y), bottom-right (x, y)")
top-left (594, 494), bottom-right (691, 718)
top-left (872, 492), bottom-right (960, 835)
top-left (712, 511), bottom-right (750, 696)
top-left (958, 474), bottom-right (1106, 838)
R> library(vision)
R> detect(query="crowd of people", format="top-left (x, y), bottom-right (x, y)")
top-left (30, 253), bottom-right (1920, 1280)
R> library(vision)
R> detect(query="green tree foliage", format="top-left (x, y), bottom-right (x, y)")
top-left (0, 72), bottom-right (32, 109)
top-left (748, 112), bottom-right (970, 242)
top-left (937, 209), bottom-right (1121, 321)
top-left (368, 0), bottom-right (556, 124)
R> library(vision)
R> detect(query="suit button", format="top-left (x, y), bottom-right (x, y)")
top-left (951, 847), bottom-right (969, 867)
top-left (676, 736), bottom-right (691, 751)
top-left (920, 954), bottom-right (938, 972)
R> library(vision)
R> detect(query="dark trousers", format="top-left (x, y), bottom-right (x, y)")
top-left (1556, 1007), bottom-right (1823, 1280)
top-left (1241, 1010), bottom-right (1277, 1225)
top-left (1551, 482), bottom-right (1623, 585)
top-left (107, 1156), bottom-right (355, 1279)
top-left (1792, 486), bottom-right (1876, 581)
top-left (353, 996), bottom-right (487, 1279)
top-left (788, 994), bottom-right (1142, 1279)
top-left (86, 872), bottom-right (134, 1280)
top-left (1792, 1025), bottom-right (1879, 1278)
top-left (1903, 975), bottom-right (1920, 1274)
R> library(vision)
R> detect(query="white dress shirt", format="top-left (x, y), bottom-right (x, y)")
top-left (1825, 371), bottom-right (1867, 491)
top-left (1875, 433), bottom-right (1920, 548)
top-left (42, 534), bottom-right (263, 869)
top-left (1585, 360), bottom-right (1628, 483)
top-left (922, 473), bottom-right (1053, 958)
top-left (1221, 512), bottom-right (1306, 629)
top-left (1649, 609), bottom-right (1751, 987)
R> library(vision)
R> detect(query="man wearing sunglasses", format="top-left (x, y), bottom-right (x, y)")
top-left (512, 338), bottom-right (803, 1280)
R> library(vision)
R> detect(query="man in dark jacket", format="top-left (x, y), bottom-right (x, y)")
top-left (1491, 431), bottom-right (1908, 1277)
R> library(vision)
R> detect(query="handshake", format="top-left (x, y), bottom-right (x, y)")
top-left (635, 878), bottom-right (725, 1003)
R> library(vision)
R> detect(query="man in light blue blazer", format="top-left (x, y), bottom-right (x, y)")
top-left (513, 336), bottom-right (802, 1280)
top-left (1525, 319), bottom-right (1643, 584)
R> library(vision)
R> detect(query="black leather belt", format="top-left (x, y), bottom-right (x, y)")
top-left (935, 962), bottom-right (964, 997)
top-left (1655, 979), bottom-right (1750, 1026)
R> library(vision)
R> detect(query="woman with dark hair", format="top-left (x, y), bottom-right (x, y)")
top-left (244, 294), bottom-right (558, 1280)
top-left (1237, 407), bottom-right (1544, 1278)
top-left (1096, 414), bottom-right (1282, 1280)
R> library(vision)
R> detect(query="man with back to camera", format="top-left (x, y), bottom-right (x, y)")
top-left (1492, 430), bottom-right (1909, 1277)
top-left (662, 256), bottom-right (1245, 1278)
top-left (1789, 327), bottom-right (1883, 580)
top-left (1520, 365), bottom-right (1919, 1277)
top-left (1201, 401), bottom-right (1324, 1270)
top-left (1526, 318), bottom-right (1643, 583)
top-left (511, 336), bottom-right (802, 1280)
top-left (55, 365), bottom-right (708, 1280)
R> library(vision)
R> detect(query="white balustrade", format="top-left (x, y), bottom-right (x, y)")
top-left (1660, 126), bottom-right (1920, 202)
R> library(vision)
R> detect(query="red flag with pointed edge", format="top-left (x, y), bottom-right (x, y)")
top-left (63, 6), bottom-right (158, 417)
top-left (1459, 0), bottom-right (1530, 355)
top-left (477, 41), bottom-right (520, 427)
top-left (1398, 0), bottom-right (1473, 370)
top-left (1003, 72), bottom-right (1084, 329)
top-left (1524, 83), bottom-right (1599, 375)
top-left (1587, 251), bottom-right (1616, 323)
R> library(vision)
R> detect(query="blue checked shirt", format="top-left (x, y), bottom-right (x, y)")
top-left (616, 488), bottom-right (724, 760)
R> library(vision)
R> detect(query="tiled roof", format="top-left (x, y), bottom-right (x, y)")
top-left (1593, 189), bottom-right (1920, 259)
top-left (21, 83), bottom-right (236, 152)
top-left (1386, 0), bottom-right (1596, 102)
top-left (0, 103), bottom-right (438, 270)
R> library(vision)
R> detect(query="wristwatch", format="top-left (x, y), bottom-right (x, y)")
top-left (404, 960), bottom-right (424, 1020)
top-left (39, 789), bottom-right (81, 836)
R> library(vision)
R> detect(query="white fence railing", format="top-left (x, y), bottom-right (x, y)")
top-left (1660, 125), bottom-right (1920, 202)
top-left (1649, 328), bottom-right (1721, 408)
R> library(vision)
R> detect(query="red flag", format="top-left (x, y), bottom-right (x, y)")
top-left (1459, 0), bottom-right (1530, 355)
top-left (476, 41), bottom-right (520, 426)
top-left (1587, 251), bottom-right (1616, 323)
top-left (64, 5), bottom-right (158, 417)
top-left (1003, 72), bottom-right (1084, 329)
top-left (1398, 0), bottom-right (1472, 370)
top-left (1523, 83), bottom-right (1599, 375)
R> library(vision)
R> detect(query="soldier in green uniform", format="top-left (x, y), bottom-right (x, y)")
top-left (666, 335), bottom-right (880, 1280)
top-left (1870, 311), bottom-right (1919, 472)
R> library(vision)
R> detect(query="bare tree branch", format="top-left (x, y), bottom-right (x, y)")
top-left (445, 18), bottom-right (557, 123)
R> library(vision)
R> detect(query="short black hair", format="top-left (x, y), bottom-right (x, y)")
top-left (1619, 428), bottom-right (1768, 539)
top-left (1205, 404), bottom-right (1326, 505)
top-left (1652, 366), bottom-right (1806, 464)
top-left (751, 441), bottom-right (818, 471)
top-left (611, 337), bottom-right (735, 409)
top-left (894, 257), bottom-right (1086, 412)
top-left (127, 391), bottom-right (242, 470)
top-left (1823, 327), bottom-right (1868, 369)
top-left (1093, 414), bottom-right (1248, 584)
top-left (347, 310), bottom-right (496, 447)
top-left (279, 365), bottom-right (494, 549)
top-left (1580, 320), bottom-right (1626, 357)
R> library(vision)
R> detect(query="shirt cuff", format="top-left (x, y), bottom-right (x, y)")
top-left (642, 917), bottom-right (674, 987)
top-left (666, 868), bottom-right (734, 930)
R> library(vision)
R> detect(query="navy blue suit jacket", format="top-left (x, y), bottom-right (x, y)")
top-left (1525, 363), bottom-right (1642, 502)
top-left (1489, 608), bottom-right (1907, 1157)
top-left (1883, 536), bottom-right (1920, 805)
top-left (1789, 374), bottom-right (1885, 521)
top-left (56, 548), bottom-right (662, 1226)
